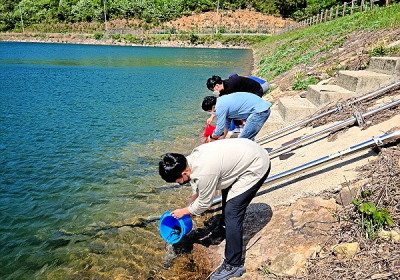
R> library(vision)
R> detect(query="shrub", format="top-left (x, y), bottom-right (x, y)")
top-left (94, 32), bottom-right (103, 40)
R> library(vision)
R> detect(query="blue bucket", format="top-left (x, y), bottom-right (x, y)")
top-left (159, 211), bottom-right (193, 244)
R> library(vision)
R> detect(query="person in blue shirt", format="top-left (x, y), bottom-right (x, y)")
top-left (202, 92), bottom-right (272, 141)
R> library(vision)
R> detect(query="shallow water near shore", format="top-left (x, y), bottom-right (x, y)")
top-left (0, 42), bottom-right (253, 279)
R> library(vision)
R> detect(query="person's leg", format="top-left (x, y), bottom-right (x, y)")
top-left (261, 81), bottom-right (270, 93)
top-left (212, 166), bottom-right (271, 280)
top-left (221, 187), bottom-right (230, 227)
top-left (239, 109), bottom-right (271, 140)
top-left (224, 166), bottom-right (270, 266)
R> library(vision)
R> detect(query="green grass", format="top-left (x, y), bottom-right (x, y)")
top-left (254, 3), bottom-right (400, 82)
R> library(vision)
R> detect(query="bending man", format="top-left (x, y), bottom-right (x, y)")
top-left (207, 75), bottom-right (265, 97)
top-left (159, 138), bottom-right (271, 280)
top-left (202, 92), bottom-right (272, 141)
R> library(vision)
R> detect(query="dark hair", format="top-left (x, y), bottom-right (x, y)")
top-left (159, 153), bottom-right (187, 183)
top-left (202, 96), bottom-right (217, 111)
top-left (206, 75), bottom-right (222, 90)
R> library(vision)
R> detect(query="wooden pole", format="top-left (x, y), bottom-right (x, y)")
top-left (370, 0), bottom-right (374, 10)
top-left (103, 0), bottom-right (108, 34)
top-left (330, 7), bottom-right (333, 20)
top-left (386, 0), bottom-right (390, 6)
top-left (18, 2), bottom-right (24, 33)
top-left (343, 2), bottom-right (347, 17)
top-left (215, 0), bottom-right (220, 34)
top-left (324, 10), bottom-right (328, 22)
top-left (361, 0), bottom-right (365, 12)
top-left (336, 5), bottom-right (339, 18)
top-left (351, 0), bottom-right (355, 15)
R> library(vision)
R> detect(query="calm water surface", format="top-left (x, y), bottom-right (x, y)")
top-left (0, 42), bottom-right (253, 279)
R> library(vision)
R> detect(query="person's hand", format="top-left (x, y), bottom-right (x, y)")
top-left (206, 135), bottom-right (218, 143)
top-left (207, 115), bottom-right (215, 124)
top-left (171, 208), bottom-right (187, 219)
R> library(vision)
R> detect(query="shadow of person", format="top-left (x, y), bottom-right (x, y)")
top-left (170, 203), bottom-right (273, 256)
top-left (242, 203), bottom-right (273, 259)
top-left (170, 213), bottom-right (225, 254)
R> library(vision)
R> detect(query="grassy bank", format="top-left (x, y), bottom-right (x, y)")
top-left (253, 3), bottom-right (400, 90)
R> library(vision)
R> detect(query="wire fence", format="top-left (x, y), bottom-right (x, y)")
top-left (274, 0), bottom-right (392, 36)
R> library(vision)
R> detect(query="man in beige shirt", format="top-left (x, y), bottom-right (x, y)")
top-left (159, 138), bottom-right (271, 280)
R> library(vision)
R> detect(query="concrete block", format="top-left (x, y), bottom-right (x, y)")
top-left (337, 70), bottom-right (393, 93)
top-left (368, 57), bottom-right (400, 76)
top-left (307, 84), bottom-right (356, 107)
top-left (277, 97), bottom-right (318, 123)
top-left (258, 108), bottom-right (286, 136)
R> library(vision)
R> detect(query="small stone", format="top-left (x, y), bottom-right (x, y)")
top-left (378, 230), bottom-right (400, 243)
top-left (331, 242), bottom-right (360, 259)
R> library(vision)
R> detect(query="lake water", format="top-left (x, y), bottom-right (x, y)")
top-left (0, 42), bottom-right (253, 279)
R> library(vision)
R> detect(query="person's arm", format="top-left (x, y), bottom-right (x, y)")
top-left (206, 114), bottom-right (216, 124)
top-left (211, 107), bottom-right (229, 137)
top-left (218, 128), bottom-right (229, 139)
top-left (171, 194), bottom-right (198, 219)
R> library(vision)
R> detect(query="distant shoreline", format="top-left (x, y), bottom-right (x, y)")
top-left (0, 32), bottom-right (252, 50)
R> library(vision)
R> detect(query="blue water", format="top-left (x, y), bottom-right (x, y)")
top-left (0, 42), bottom-right (253, 279)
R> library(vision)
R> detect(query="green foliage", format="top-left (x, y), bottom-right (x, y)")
top-left (0, 0), bottom-right (345, 31)
top-left (352, 194), bottom-right (394, 240)
top-left (255, 4), bottom-right (400, 82)
top-left (93, 32), bottom-right (103, 39)
top-left (370, 44), bottom-right (400, 56)
top-left (110, 33), bottom-right (121, 40)
top-left (292, 72), bottom-right (319, 90)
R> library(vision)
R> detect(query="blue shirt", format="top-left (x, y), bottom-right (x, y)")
top-left (214, 92), bottom-right (272, 136)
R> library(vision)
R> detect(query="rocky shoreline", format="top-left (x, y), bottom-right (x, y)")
top-left (0, 32), bottom-right (252, 50)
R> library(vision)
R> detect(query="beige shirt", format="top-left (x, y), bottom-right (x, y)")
top-left (187, 138), bottom-right (270, 216)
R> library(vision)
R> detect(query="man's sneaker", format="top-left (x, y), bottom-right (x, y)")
top-left (211, 262), bottom-right (246, 280)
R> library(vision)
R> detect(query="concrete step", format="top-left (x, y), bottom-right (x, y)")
top-left (337, 70), bottom-right (393, 93)
top-left (306, 84), bottom-right (357, 107)
top-left (258, 108), bottom-right (286, 136)
top-left (368, 56), bottom-right (400, 76)
top-left (277, 97), bottom-right (318, 123)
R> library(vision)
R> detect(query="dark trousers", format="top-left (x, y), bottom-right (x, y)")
top-left (221, 164), bottom-right (271, 266)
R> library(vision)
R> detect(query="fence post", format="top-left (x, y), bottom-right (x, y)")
top-left (330, 7), bottom-right (333, 20)
top-left (386, 0), bottom-right (390, 6)
top-left (370, 0), bottom-right (374, 10)
top-left (343, 2), bottom-right (347, 17)
top-left (351, 0), bottom-right (355, 15)
top-left (324, 9), bottom-right (328, 22)
top-left (336, 5), bottom-right (339, 18)
top-left (361, 0), bottom-right (365, 11)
